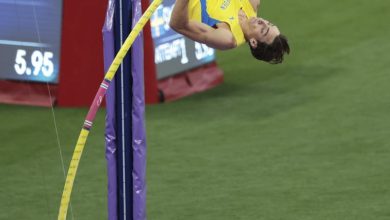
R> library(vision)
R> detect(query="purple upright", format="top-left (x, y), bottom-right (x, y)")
top-left (131, 0), bottom-right (147, 219)
top-left (103, 0), bottom-right (118, 220)
top-left (104, 0), bottom-right (147, 219)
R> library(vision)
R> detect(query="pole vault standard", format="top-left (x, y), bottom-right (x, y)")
top-left (57, 0), bottom-right (162, 219)
top-left (104, 0), bottom-right (149, 219)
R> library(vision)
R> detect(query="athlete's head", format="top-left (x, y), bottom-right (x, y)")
top-left (246, 18), bottom-right (290, 64)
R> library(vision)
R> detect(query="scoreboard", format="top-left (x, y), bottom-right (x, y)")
top-left (0, 0), bottom-right (215, 82)
top-left (150, 0), bottom-right (216, 79)
top-left (0, 0), bottom-right (63, 83)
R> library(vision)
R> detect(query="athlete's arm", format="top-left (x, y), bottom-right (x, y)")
top-left (249, 0), bottom-right (260, 13)
top-left (169, 0), bottom-right (236, 50)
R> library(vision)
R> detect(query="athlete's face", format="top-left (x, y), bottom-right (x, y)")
top-left (248, 17), bottom-right (280, 45)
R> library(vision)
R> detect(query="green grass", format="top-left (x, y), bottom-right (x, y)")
top-left (1, 0), bottom-right (390, 219)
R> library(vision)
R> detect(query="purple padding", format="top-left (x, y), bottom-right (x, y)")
top-left (103, 0), bottom-right (118, 220)
top-left (131, 0), bottom-right (147, 219)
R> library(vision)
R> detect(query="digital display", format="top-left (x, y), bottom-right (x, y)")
top-left (0, 0), bottom-right (63, 83)
top-left (150, 0), bottom-right (215, 79)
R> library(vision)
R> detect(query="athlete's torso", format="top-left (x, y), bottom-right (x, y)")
top-left (188, 0), bottom-right (257, 46)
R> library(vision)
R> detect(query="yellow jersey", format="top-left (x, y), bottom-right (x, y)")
top-left (188, 0), bottom-right (257, 46)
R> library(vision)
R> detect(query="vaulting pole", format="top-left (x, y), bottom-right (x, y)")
top-left (57, 0), bottom-right (162, 219)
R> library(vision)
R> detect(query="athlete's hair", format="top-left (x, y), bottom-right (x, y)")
top-left (249, 34), bottom-right (290, 64)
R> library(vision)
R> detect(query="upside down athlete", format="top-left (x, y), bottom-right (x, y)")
top-left (170, 0), bottom-right (290, 64)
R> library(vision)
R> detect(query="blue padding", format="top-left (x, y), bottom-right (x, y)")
top-left (200, 0), bottom-right (220, 27)
top-left (114, 0), bottom-right (133, 219)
